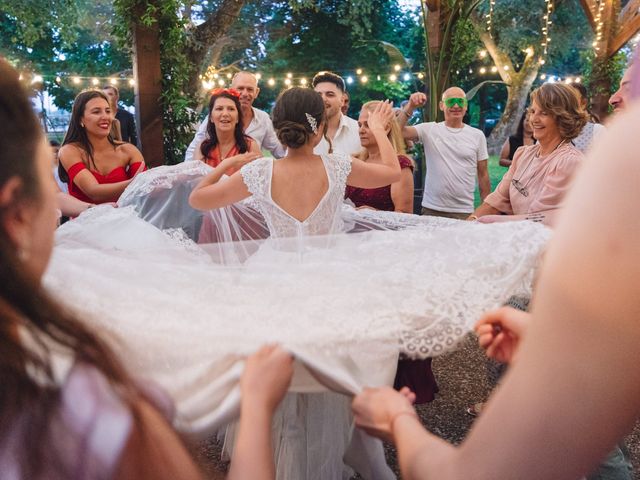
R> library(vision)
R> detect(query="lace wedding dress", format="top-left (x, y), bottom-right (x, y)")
top-left (45, 154), bottom-right (550, 479)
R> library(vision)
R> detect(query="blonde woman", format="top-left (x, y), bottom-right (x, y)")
top-left (345, 101), bottom-right (415, 213)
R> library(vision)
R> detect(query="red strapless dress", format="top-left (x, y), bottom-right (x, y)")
top-left (67, 161), bottom-right (145, 204)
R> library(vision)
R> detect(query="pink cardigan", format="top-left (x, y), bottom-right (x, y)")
top-left (485, 143), bottom-right (584, 215)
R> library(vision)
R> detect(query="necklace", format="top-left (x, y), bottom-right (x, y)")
top-left (512, 140), bottom-right (565, 197)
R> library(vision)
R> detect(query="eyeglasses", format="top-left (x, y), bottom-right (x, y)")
top-left (511, 179), bottom-right (529, 197)
top-left (443, 97), bottom-right (468, 108)
top-left (211, 88), bottom-right (241, 98)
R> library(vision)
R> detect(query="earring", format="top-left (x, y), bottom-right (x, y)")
top-left (80, 123), bottom-right (85, 128)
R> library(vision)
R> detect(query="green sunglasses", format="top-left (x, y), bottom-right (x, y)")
top-left (443, 97), bottom-right (468, 108)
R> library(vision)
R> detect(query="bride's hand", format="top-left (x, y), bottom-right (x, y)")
top-left (223, 151), bottom-right (262, 171)
top-left (367, 100), bottom-right (394, 134)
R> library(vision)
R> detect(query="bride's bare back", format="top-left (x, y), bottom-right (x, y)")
top-left (270, 155), bottom-right (329, 223)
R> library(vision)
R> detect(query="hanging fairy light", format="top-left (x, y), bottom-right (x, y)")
top-left (541, 0), bottom-right (554, 56)
top-left (592, 0), bottom-right (606, 50)
top-left (486, 0), bottom-right (496, 38)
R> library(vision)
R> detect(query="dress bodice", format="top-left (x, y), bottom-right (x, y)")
top-left (240, 154), bottom-right (352, 239)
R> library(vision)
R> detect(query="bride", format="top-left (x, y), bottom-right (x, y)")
top-left (46, 88), bottom-right (550, 479)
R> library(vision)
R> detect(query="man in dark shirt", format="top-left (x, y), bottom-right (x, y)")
top-left (103, 85), bottom-right (139, 147)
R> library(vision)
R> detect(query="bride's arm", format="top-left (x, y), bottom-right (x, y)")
top-left (347, 101), bottom-right (401, 189)
top-left (188, 152), bottom-right (260, 210)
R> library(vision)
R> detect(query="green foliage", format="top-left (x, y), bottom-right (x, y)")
top-left (252, 0), bottom-right (423, 116)
top-left (113, 0), bottom-right (198, 164)
top-left (582, 49), bottom-right (629, 97)
top-left (1, 0), bottom-right (133, 109)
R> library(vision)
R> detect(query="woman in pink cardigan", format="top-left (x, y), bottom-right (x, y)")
top-left (470, 83), bottom-right (588, 227)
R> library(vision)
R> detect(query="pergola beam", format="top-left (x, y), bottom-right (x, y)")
top-left (579, 0), bottom-right (598, 30)
top-left (609, 13), bottom-right (640, 54)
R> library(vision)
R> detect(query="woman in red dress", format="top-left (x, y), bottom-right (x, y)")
top-left (193, 88), bottom-right (262, 174)
top-left (58, 90), bottom-right (145, 205)
top-left (346, 101), bottom-right (438, 404)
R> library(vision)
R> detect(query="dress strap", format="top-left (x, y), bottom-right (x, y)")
top-left (240, 157), bottom-right (271, 198)
top-left (66, 161), bottom-right (88, 184)
top-left (128, 161), bottom-right (145, 178)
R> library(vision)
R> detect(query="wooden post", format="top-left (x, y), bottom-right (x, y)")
top-left (132, 10), bottom-right (164, 167)
top-left (580, 0), bottom-right (640, 120)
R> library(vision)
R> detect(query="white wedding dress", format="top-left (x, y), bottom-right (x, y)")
top-left (44, 154), bottom-right (551, 479)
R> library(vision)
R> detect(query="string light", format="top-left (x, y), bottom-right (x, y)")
top-left (479, 50), bottom-right (487, 59)
top-left (592, 0), bottom-right (606, 51)
top-left (486, 0), bottom-right (496, 38)
top-left (393, 65), bottom-right (401, 72)
top-left (268, 78), bottom-right (275, 86)
top-left (346, 76), bottom-right (354, 84)
top-left (360, 75), bottom-right (368, 84)
top-left (300, 78), bottom-right (307, 85)
top-left (389, 74), bottom-right (397, 81)
top-left (541, 0), bottom-right (554, 56)
top-left (91, 78), bottom-right (99, 86)
top-left (356, 68), bottom-right (363, 75)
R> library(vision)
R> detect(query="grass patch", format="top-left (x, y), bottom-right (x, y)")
top-left (474, 155), bottom-right (508, 208)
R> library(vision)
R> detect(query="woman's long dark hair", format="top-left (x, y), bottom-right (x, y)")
top-left (514, 110), bottom-right (528, 140)
top-left (59, 90), bottom-right (118, 183)
top-left (200, 90), bottom-right (250, 159)
top-left (0, 59), bottom-right (141, 478)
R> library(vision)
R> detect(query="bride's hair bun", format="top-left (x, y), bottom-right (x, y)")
top-left (272, 87), bottom-right (325, 150)
top-left (276, 121), bottom-right (309, 149)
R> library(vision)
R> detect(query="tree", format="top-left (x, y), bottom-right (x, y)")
top-left (420, 0), bottom-right (484, 121)
top-left (469, 0), bottom-right (592, 154)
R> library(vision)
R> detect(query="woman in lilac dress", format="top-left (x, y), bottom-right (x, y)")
top-left (0, 57), bottom-right (292, 480)
top-left (345, 101), bottom-right (438, 404)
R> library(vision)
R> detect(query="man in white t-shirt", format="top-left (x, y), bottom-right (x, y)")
top-left (312, 71), bottom-right (361, 156)
top-left (184, 71), bottom-right (286, 161)
top-left (398, 87), bottom-right (490, 220)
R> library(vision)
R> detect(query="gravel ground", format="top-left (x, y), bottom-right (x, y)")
top-left (195, 333), bottom-right (640, 479)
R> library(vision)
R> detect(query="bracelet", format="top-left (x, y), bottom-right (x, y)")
top-left (389, 409), bottom-right (419, 433)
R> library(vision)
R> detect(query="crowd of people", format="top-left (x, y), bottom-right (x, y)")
top-left (1, 41), bottom-right (639, 480)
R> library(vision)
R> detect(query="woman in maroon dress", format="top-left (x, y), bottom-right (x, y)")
top-left (346, 101), bottom-right (414, 213)
top-left (346, 100), bottom-right (438, 404)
